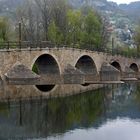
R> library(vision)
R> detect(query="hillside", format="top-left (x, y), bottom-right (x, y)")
top-left (69, 0), bottom-right (118, 11)
top-left (0, 0), bottom-right (140, 21)
top-left (0, 0), bottom-right (118, 12)
top-left (0, 0), bottom-right (24, 17)
top-left (119, 1), bottom-right (140, 23)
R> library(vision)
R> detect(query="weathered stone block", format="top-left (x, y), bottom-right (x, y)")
top-left (5, 62), bottom-right (40, 85)
top-left (122, 67), bottom-right (136, 79)
top-left (63, 64), bottom-right (85, 84)
top-left (100, 63), bottom-right (120, 81)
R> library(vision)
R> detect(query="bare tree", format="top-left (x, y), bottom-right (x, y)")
top-left (16, 0), bottom-right (68, 42)
top-left (34, 0), bottom-right (54, 40)
top-left (16, 0), bottom-right (42, 41)
top-left (52, 0), bottom-right (68, 32)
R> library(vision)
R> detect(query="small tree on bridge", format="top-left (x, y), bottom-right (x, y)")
top-left (134, 24), bottom-right (140, 57)
top-left (0, 17), bottom-right (9, 41)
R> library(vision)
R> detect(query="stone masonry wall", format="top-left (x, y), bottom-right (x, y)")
top-left (0, 48), bottom-right (139, 78)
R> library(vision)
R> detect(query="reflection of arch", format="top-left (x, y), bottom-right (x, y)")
top-left (111, 61), bottom-right (121, 71)
top-left (75, 55), bottom-right (98, 75)
top-left (32, 54), bottom-right (60, 92)
top-left (130, 63), bottom-right (139, 72)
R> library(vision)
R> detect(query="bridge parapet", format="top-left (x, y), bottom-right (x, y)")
top-left (0, 41), bottom-right (139, 59)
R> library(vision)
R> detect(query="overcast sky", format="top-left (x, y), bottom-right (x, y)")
top-left (107, 0), bottom-right (140, 4)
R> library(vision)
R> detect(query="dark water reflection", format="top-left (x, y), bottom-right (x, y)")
top-left (0, 83), bottom-right (140, 140)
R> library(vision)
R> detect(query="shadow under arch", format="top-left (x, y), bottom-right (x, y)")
top-left (111, 61), bottom-right (122, 72)
top-left (130, 63), bottom-right (139, 72)
top-left (75, 55), bottom-right (98, 86)
top-left (32, 54), bottom-right (60, 92)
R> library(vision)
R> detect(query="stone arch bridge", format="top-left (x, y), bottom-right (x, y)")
top-left (0, 47), bottom-right (139, 89)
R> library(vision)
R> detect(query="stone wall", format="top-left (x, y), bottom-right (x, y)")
top-left (0, 48), bottom-right (139, 76)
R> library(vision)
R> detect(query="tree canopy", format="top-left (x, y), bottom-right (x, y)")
top-left (0, 0), bottom-right (110, 51)
top-left (0, 17), bottom-right (9, 41)
top-left (15, 0), bottom-right (109, 50)
top-left (134, 24), bottom-right (140, 56)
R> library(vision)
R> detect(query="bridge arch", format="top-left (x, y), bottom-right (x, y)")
top-left (130, 63), bottom-right (139, 72)
top-left (31, 52), bottom-right (62, 74)
top-left (110, 61), bottom-right (122, 71)
top-left (32, 53), bottom-right (60, 92)
top-left (75, 55), bottom-right (98, 75)
top-left (75, 55), bottom-right (98, 86)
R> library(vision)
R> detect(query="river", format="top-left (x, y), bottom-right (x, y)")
top-left (0, 83), bottom-right (140, 140)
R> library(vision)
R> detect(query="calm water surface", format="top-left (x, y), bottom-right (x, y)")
top-left (0, 83), bottom-right (140, 140)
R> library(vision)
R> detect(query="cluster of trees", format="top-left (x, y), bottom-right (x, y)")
top-left (14, 0), bottom-right (109, 50)
top-left (0, 0), bottom-right (110, 50)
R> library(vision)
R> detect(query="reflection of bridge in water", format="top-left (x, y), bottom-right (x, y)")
top-left (0, 83), bottom-right (139, 139)
top-left (0, 84), bottom-right (104, 101)
top-left (0, 42), bottom-right (140, 99)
